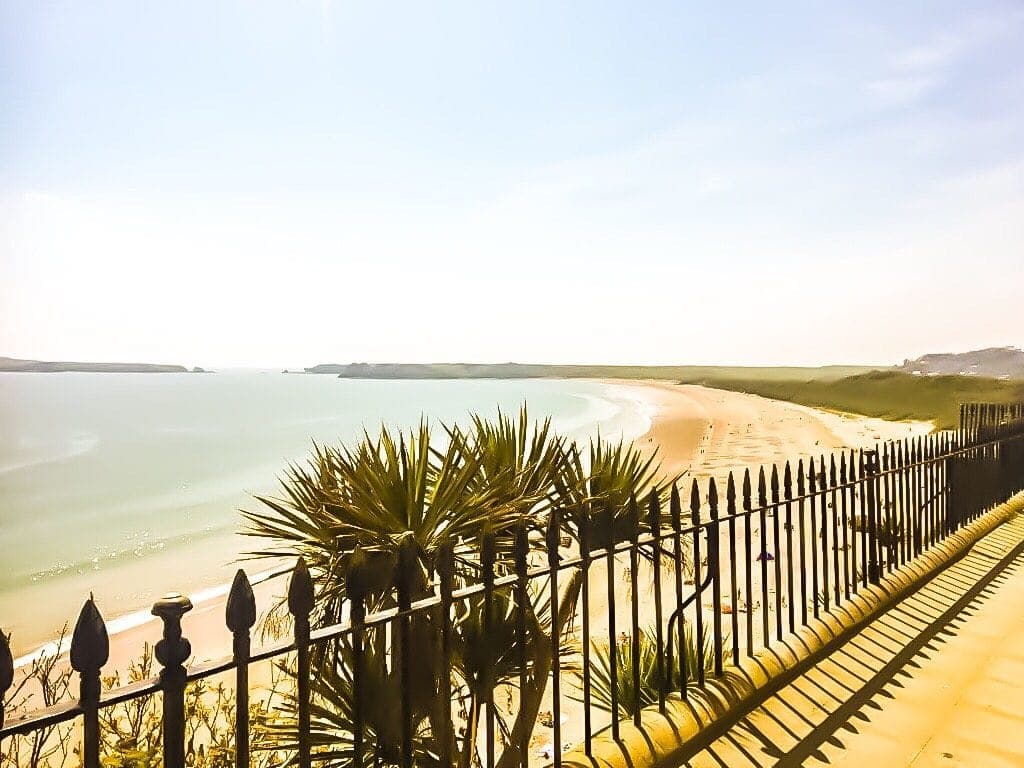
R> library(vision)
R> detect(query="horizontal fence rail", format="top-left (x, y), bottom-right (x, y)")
top-left (2, 402), bottom-right (1024, 768)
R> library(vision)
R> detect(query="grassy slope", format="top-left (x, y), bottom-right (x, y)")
top-left (679, 370), bottom-right (1024, 430)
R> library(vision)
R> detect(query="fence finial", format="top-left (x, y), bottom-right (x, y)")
top-left (226, 569), bottom-right (256, 634)
top-left (288, 557), bottom-right (315, 619)
top-left (690, 477), bottom-right (701, 524)
top-left (670, 483), bottom-right (682, 530)
top-left (647, 487), bottom-right (661, 534)
top-left (70, 597), bottom-right (109, 676)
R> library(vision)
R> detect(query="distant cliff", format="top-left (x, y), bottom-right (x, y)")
top-left (304, 362), bottom-right (874, 381)
top-left (0, 356), bottom-right (191, 373)
top-left (896, 347), bottom-right (1024, 378)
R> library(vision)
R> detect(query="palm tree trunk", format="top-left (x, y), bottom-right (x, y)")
top-left (461, 690), bottom-right (481, 768)
top-left (494, 570), bottom-right (583, 768)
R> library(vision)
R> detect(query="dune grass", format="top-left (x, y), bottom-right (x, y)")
top-left (678, 370), bottom-right (1024, 430)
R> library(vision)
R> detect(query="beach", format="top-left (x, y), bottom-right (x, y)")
top-left (7, 380), bottom-right (933, 756)
top-left (527, 382), bottom-right (931, 758)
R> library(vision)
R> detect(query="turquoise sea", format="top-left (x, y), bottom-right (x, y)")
top-left (0, 372), bottom-right (652, 657)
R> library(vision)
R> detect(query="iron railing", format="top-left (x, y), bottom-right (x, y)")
top-left (2, 402), bottom-right (1023, 768)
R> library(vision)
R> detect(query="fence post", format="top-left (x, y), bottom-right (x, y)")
top-left (71, 597), bottom-right (109, 768)
top-left (288, 558), bottom-right (315, 768)
top-left (707, 479), bottom-right (723, 676)
top-left (346, 548), bottom-right (370, 768)
top-left (863, 450), bottom-right (881, 585)
top-left (395, 535), bottom-right (417, 768)
top-left (153, 593), bottom-right (193, 768)
top-left (646, 489), bottom-right (666, 714)
top-left (0, 627), bottom-right (12, 758)
top-left (546, 509), bottom-right (563, 767)
top-left (225, 570), bottom-right (256, 768)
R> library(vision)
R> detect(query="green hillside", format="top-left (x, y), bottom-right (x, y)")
top-left (680, 370), bottom-right (1024, 430)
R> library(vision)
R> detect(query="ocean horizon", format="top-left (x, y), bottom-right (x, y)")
top-left (0, 372), bottom-right (654, 659)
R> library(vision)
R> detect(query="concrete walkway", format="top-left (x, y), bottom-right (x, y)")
top-left (683, 512), bottom-right (1024, 768)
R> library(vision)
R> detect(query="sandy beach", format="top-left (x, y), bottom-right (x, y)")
top-left (527, 382), bottom-right (931, 759)
top-left (8, 381), bottom-right (933, 758)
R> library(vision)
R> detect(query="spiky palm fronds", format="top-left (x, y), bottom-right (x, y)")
top-left (243, 421), bottom-right (526, 626)
top-left (573, 623), bottom-right (716, 717)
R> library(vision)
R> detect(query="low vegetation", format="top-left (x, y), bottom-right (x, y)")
top-left (678, 370), bottom-right (1024, 430)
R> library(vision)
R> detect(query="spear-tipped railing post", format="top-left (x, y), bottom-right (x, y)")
top-left (546, 509), bottom-right (563, 766)
top-left (707, 479), bottom-right (723, 676)
top-left (71, 597), bottom-right (109, 768)
top-left (0, 628), bottom-right (12, 754)
top-left (726, 473), bottom-right (740, 665)
top-left (627, 495), bottom-right (642, 726)
top-left (226, 570), bottom-right (256, 768)
top-left (646, 488), bottom-right (666, 713)
top-left (288, 558), bottom-right (315, 768)
top-left (480, 531), bottom-right (497, 768)
top-left (395, 535), bottom-right (417, 768)
top-left (512, 525), bottom-right (531, 764)
top-left (346, 548), bottom-right (371, 768)
top-left (690, 479), bottom-right (705, 685)
top-left (153, 593), bottom-right (193, 768)
top-left (864, 450), bottom-right (881, 584)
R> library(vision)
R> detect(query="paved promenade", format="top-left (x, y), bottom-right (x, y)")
top-left (683, 513), bottom-right (1024, 768)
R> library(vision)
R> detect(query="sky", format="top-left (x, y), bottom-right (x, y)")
top-left (1, 1), bottom-right (1022, 369)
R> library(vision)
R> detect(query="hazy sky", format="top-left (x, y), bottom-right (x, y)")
top-left (2, 2), bottom-right (1022, 368)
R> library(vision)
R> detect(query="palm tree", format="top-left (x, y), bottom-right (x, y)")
top-left (244, 408), bottom-right (677, 768)
top-left (573, 624), bottom-right (717, 718)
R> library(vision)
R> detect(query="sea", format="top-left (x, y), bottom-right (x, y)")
top-left (0, 372), bottom-right (654, 659)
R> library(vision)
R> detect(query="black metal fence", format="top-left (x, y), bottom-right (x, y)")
top-left (2, 402), bottom-right (1024, 768)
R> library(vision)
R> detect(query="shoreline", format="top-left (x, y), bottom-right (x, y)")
top-left (12, 381), bottom-right (931, 679)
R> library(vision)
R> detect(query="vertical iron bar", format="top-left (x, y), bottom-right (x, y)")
top-left (670, 485), bottom-right (687, 699)
top-left (708, 479), bottom-right (724, 675)
top-left (0, 629), bottom-right (12, 751)
top-left (628, 496), bottom-right (642, 727)
top-left (480, 533), bottom-right (496, 768)
top-left (226, 570), bottom-right (256, 768)
top-left (819, 455), bottom-right (831, 607)
top-left (153, 593), bottom-right (194, 768)
top-left (770, 466), bottom-right (783, 641)
top-left (742, 470), bottom-right (754, 656)
top-left (605, 499), bottom-right (621, 734)
top-left (865, 450), bottom-right (880, 584)
top-left (808, 458), bottom-right (820, 619)
top-left (348, 550), bottom-right (371, 768)
top-left (796, 461), bottom-right (807, 624)
top-left (830, 456), bottom-right (841, 604)
top-left (783, 463), bottom-right (795, 633)
top-left (859, 450), bottom-right (869, 588)
top-left (647, 490), bottom-right (666, 713)
top-left (839, 454), bottom-right (850, 600)
top-left (71, 597), bottom-right (109, 768)
top-left (690, 479), bottom-right (705, 685)
top-left (576, 508), bottom-right (592, 756)
top-left (726, 474), bottom-right (740, 666)
top-left (513, 527), bottom-right (530, 767)
top-left (547, 510), bottom-right (563, 766)
top-left (288, 559), bottom-right (315, 768)
top-left (756, 468), bottom-right (769, 646)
